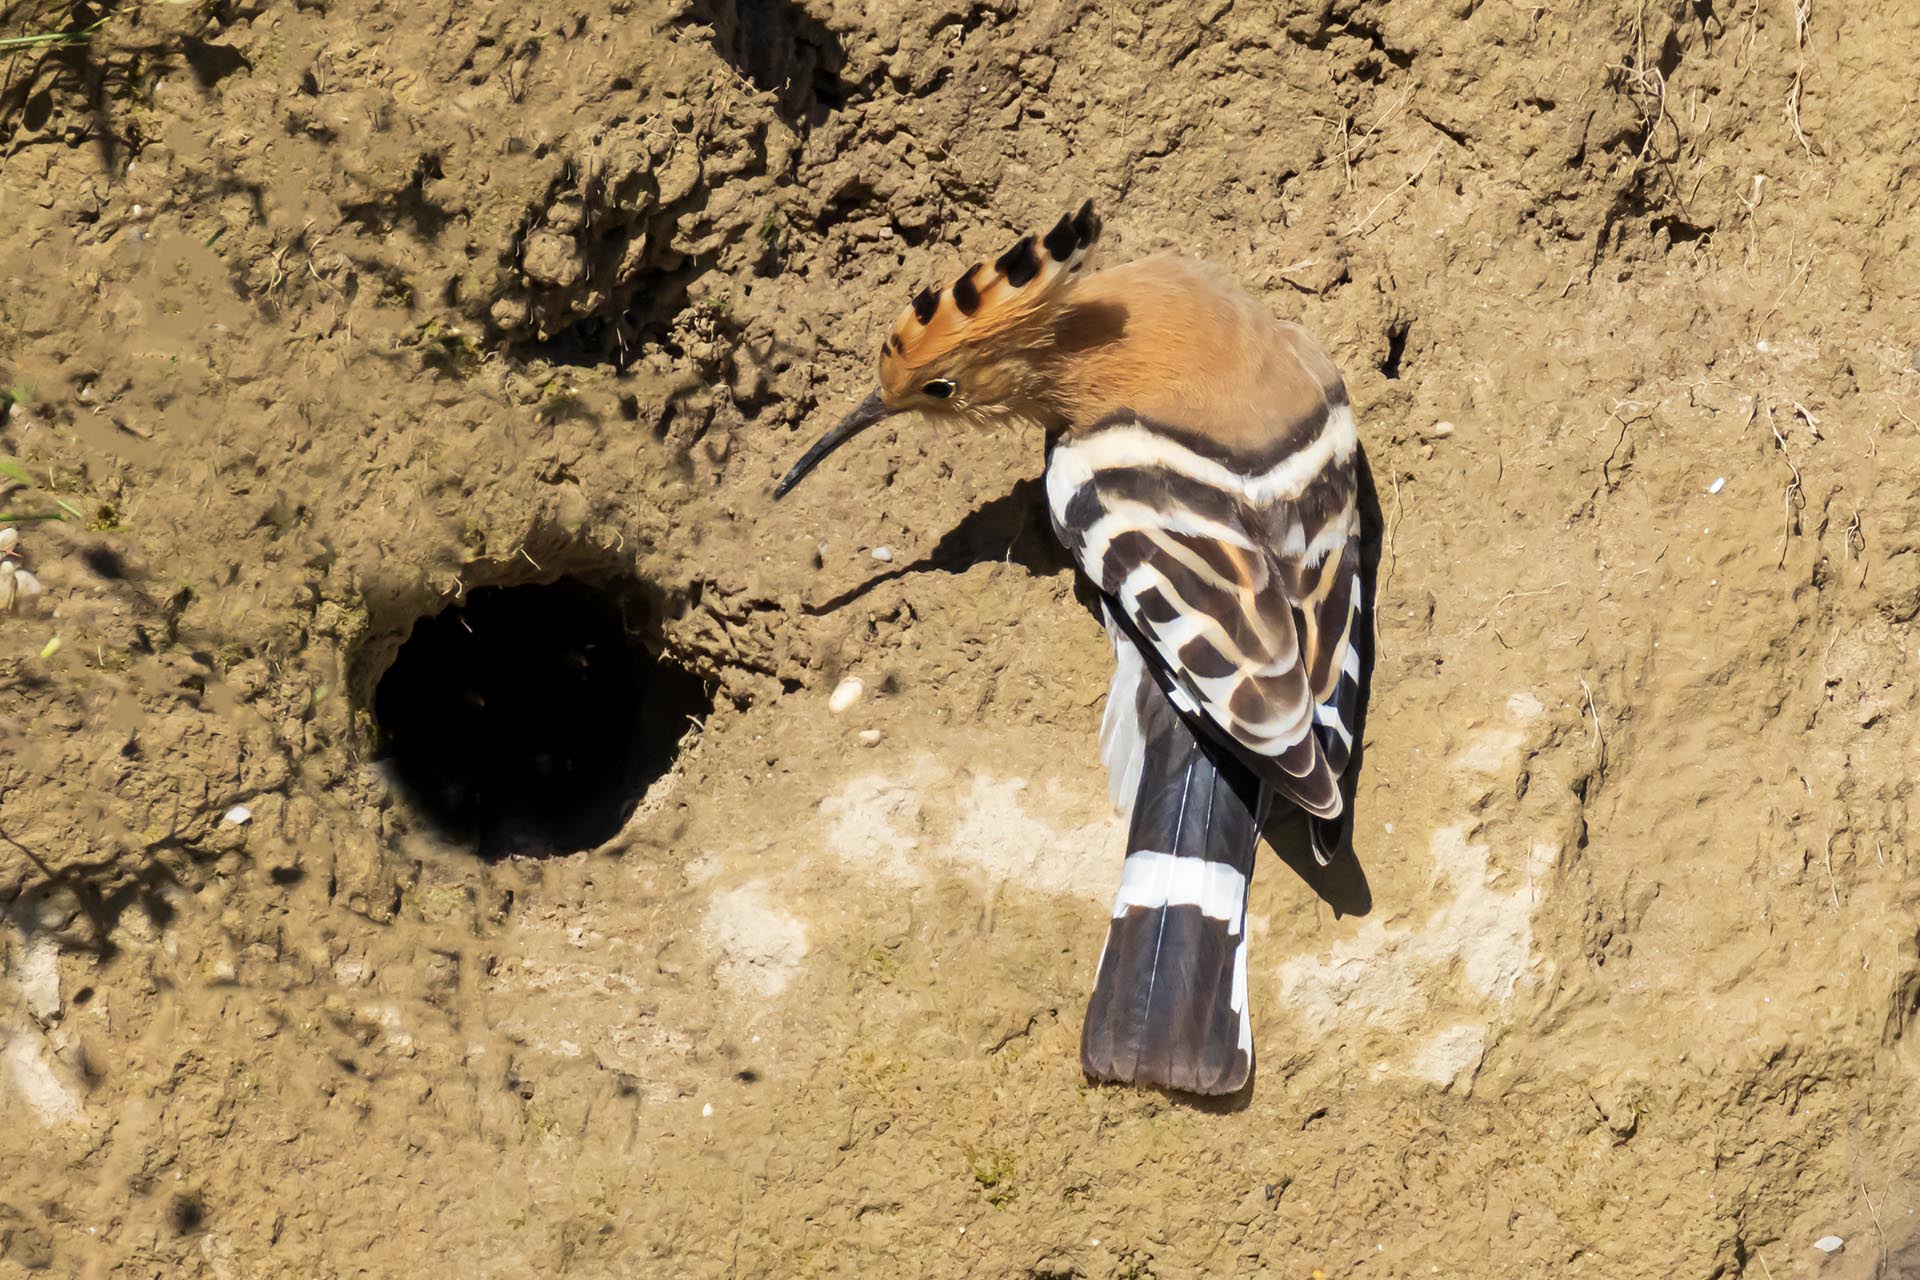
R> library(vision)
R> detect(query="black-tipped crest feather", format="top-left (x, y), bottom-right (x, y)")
top-left (1043, 214), bottom-right (1078, 262)
top-left (951, 265), bottom-right (982, 314)
top-left (996, 234), bottom-right (1041, 286)
top-left (910, 286), bottom-right (938, 324)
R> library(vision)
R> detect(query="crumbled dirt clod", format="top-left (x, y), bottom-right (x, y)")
top-left (3, 0), bottom-right (1918, 1276)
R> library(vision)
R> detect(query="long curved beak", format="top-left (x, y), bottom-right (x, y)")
top-left (773, 389), bottom-right (893, 499)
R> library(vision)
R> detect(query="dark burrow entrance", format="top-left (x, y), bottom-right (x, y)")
top-left (369, 577), bottom-right (710, 859)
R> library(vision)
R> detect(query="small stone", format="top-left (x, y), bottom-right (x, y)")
top-left (869, 546), bottom-right (894, 562)
top-left (1707, 476), bottom-right (1726, 494)
top-left (14, 569), bottom-right (40, 600)
top-left (0, 527), bottom-right (17, 552)
top-left (1425, 420), bottom-right (1455, 439)
top-left (223, 805), bottom-right (253, 826)
top-left (857, 729), bottom-right (883, 747)
top-left (654, 145), bottom-right (702, 206)
top-left (545, 196), bottom-right (587, 233)
top-left (701, 1102), bottom-right (714, 1118)
top-left (489, 294), bottom-right (530, 331)
top-left (522, 231), bottom-right (585, 289)
top-left (1814, 1236), bottom-right (1844, 1254)
top-left (828, 678), bottom-right (864, 715)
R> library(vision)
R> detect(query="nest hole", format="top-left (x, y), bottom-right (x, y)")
top-left (370, 576), bottom-right (708, 859)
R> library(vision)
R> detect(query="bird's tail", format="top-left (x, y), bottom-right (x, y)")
top-left (1080, 691), bottom-right (1266, 1096)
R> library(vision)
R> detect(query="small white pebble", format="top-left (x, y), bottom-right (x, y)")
top-left (828, 677), bottom-right (864, 715)
top-left (1814, 1236), bottom-right (1844, 1254)
top-left (0, 528), bottom-right (17, 553)
top-left (1707, 476), bottom-right (1726, 494)
top-left (1426, 420), bottom-right (1456, 439)
top-left (869, 545), bottom-right (893, 562)
top-left (223, 805), bottom-right (252, 826)
top-left (857, 729), bottom-right (883, 747)
top-left (1756, 339), bottom-right (1771, 352)
top-left (14, 569), bottom-right (40, 598)
top-left (131, 204), bottom-right (142, 217)
top-left (701, 1102), bottom-right (714, 1118)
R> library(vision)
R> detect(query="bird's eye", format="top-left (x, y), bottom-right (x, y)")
top-left (922, 379), bottom-right (956, 399)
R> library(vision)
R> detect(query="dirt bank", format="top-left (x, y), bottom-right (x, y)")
top-left (3, 0), bottom-right (1919, 1275)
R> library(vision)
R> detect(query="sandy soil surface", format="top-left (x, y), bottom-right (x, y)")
top-left (4, 0), bottom-right (1919, 1275)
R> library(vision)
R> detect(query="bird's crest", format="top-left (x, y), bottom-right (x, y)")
top-left (877, 200), bottom-right (1101, 391)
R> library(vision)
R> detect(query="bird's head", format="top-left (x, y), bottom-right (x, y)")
top-left (773, 200), bottom-right (1102, 498)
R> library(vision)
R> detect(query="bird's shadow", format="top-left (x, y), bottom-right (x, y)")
top-left (798, 474), bottom-right (1070, 616)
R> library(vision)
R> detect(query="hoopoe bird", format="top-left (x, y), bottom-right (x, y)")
top-left (776, 202), bottom-right (1366, 1095)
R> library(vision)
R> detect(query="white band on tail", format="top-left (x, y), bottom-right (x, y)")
top-left (1110, 850), bottom-right (1248, 932)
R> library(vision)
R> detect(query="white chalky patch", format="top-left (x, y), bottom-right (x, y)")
top-left (1457, 689), bottom-right (1546, 775)
top-left (820, 756), bottom-right (1120, 900)
top-left (17, 934), bottom-right (60, 1022)
top-left (944, 773), bottom-right (1117, 899)
top-left (1408, 1023), bottom-right (1488, 1090)
top-left (1453, 729), bottom-right (1525, 776)
top-left (1505, 691), bottom-right (1545, 720)
top-left (1276, 825), bottom-right (1555, 1059)
top-left (2, 1029), bottom-right (83, 1126)
top-left (820, 770), bottom-right (931, 886)
top-left (704, 883), bottom-right (809, 997)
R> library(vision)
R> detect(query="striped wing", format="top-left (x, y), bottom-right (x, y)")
top-left (1047, 407), bottom-right (1363, 823)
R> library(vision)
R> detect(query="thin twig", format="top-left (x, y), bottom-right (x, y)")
top-left (1785, 0), bottom-right (1816, 155)
top-left (1343, 146), bottom-right (1443, 238)
top-left (1580, 676), bottom-right (1606, 769)
top-left (1379, 474), bottom-right (1404, 631)
top-left (1769, 411), bottom-right (1804, 568)
top-left (1466, 582), bottom-right (1571, 636)
top-left (1862, 1180), bottom-right (1886, 1279)
top-left (1785, 67), bottom-right (1814, 157)
top-left (1823, 831), bottom-right (1841, 911)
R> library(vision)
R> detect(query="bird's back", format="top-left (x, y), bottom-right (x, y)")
top-left (1053, 253), bottom-right (1348, 460)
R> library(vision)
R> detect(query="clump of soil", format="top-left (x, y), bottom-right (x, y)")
top-left (4, 0), bottom-right (1919, 1275)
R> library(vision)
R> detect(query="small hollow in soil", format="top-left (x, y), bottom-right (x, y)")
top-left (369, 576), bottom-right (707, 858)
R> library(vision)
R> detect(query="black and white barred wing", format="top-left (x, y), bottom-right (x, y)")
top-left (1046, 414), bottom-right (1362, 822)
